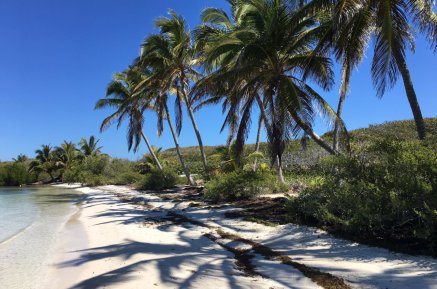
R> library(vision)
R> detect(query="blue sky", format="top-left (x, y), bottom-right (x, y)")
top-left (0, 0), bottom-right (436, 161)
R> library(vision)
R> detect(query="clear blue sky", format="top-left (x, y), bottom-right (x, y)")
top-left (0, 0), bottom-right (436, 161)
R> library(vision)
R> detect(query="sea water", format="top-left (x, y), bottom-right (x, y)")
top-left (0, 186), bottom-right (81, 289)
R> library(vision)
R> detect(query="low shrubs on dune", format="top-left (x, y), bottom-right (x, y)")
top-left (136, 168), bottom-right (177, 191)
top-left (113, 172), bottom-right (143, 185)
top-left (286, 140), bottom-right (437, 255)
top-left (204, 170), bottom-right (289, 202)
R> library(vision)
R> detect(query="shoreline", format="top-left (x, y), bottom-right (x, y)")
top-left (44, 185), bottom-right (89, 289)
top-left (42, 184), bottom-right (437, 289)
top-left (0, 185), bottom-right (83, 289)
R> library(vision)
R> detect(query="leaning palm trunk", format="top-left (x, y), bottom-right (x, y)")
top-left (164, 103), bottom-right (195, 185)
top-left (180, 76), bottom-right (208, 173)
top-left (394, 51), bottom-right (426, 140)
top-left (288, 110), bottom-right (338, 155)
top-left (333, 61), bottom-right (352, 152)
top-left (140, 131), bottom-right (163, 171)
top-left (252, 115), bottom-right (263, 171)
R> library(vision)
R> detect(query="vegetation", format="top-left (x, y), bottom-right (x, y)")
top-left (205, 169), bottom-right (288, 202)
top-left (286, 139), bottom-right (437, 255)
top-left (136, 168), bottom-right (178, 191)
top-left (0, 162), bottom-right (36, 186)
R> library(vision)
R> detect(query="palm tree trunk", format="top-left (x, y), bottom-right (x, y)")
top-left (289, 110), bottom-right (338, 155)
top-left (180, 75), bottom-right (208, 173)
top-left (394, 51), bottom-right (426, 140)
top-left (253, 115), bottom-right (263, 171)
top-left (276, 155), bottom-right (285, 184)
top-left (164, 103), bottom-right (194, 185)
top-left (140, 131), bottom-right (163, 171)
top-left (333, 61), bottom-right (351, 151)
top-left (255, 93), bottom-right (285, 182)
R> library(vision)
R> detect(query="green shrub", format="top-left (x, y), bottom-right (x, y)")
top-left (287, 140), bottom-right (437, 254)
top-left (114, 171), bottom-right (143, 185)
top-left (136, 168), bottom-right (177, 191)
top-left (0, 163), bottom-right (36, 186)
top-left (204, 170), bottom-right (288, 202)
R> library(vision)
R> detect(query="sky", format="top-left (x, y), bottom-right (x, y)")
top-left (0, 0), bottom-right (436, 161)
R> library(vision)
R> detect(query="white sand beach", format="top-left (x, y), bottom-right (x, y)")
top-left (44, 184), bottom-right (437, 289)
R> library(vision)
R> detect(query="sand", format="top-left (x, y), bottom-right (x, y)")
top-left (45, 184), bottom-right (437, 289)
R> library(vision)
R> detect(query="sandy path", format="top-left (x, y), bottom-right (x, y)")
top-left (47, 186), bottom-right (320, 289)
top-left (94, 185), bottom-right (437, 289)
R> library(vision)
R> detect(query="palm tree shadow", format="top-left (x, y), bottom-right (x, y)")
top-left (59, 231), bottom-right (249, 289)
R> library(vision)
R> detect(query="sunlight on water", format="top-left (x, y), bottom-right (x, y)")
top-left (0, 186), bottom-right (81, 289)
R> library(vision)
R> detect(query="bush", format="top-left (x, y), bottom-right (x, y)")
top-left (0, 163), bottom-right (36, 186)
top-left (114, 171), bottom-right (143, 185)
top-left (204, 170), bottom-right (288, 202)
top-left (63, 156), bottom-right (143, 186)
top-left (136, 168), bottom-right (177, 191)
top-left (287, 140), bottom-right (437, 255)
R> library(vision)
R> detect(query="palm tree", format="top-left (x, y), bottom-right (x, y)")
top-left (193, 0), bottom-right (345, 182)
top-left (13, 154), bottom-right (28, 163)
top-left (252, 116), bottom-right (263, 171)
top-left (154, 91), bottom-right (195, 185)
top-left (79, 136), bottom-right (102, 157)
top-left (95, 68), bottom-right (163, 171)
top-left (54, 141), bottom-right (79, 181)
top-left (138, 10), bottom-right (209, 174)
top-left (311, 0), bottom-right (437, 143)
top-left (29, 144), bottom-right (57, 182)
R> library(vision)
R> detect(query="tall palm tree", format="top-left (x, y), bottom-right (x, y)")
top-left (54, 141), bottom-right (79, 180)
top-left (95, 68), bottom-right (163, 171)
top-left (310, 0), bottom-right (437, 143)
top-left (193, 0), bottom-right (345, 182)
top-left (154, 91), bottom-right (195, 185)
top-left (29, 144), bottom-right (57, 182)
top-left (138, 10), bottom-right (209, 174)
top-left (79, 136), bottom-right (102, 157)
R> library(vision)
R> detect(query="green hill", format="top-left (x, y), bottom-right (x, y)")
top-left (157, 117), bottom-right (437, 174)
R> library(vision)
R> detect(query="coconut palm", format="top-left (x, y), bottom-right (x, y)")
top-left (131, 59), bottom-right (194, 184)
top-left (153, 90), bottom-right (195, 185)
top-left (29, 144), bottom-right (57, 182)
top-left (310, 0), bottom-right (437, 144)
top-left (193, 0), bottom-right (345, 182)
top-left (138, 10), bottom-right (209, 174)
top-left (79, 136), bottom-right (102, 157)
top-left (53, 141), bottom-right (79, 180)
top-left (95, 68), bottom-right (163, 171)
top-left (13, 154), bottom-right (28, 163)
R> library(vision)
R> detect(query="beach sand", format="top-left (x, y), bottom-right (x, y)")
top-left (44, 185), bottom-right (437, 289)
top-left (46, 185), bottom-right (315, 289)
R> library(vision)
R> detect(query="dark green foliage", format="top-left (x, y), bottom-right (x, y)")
top-left (287, 140), bottom-right (437, 255)
top-left (63, 156), bottom-right (142, 186)
top-left (0, 163), bottom-right (36, 186)
top-left (114, 172), bottom-right (143, 185)
top-left (204, 170), bottom-right (289, 202)
top-left (136, 168), bottom-right (177, 191)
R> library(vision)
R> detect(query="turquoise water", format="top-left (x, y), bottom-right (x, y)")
top-left (0, 188), bottom-right (39, 243)
top-left (0, 186), bottom-right (81, 289)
